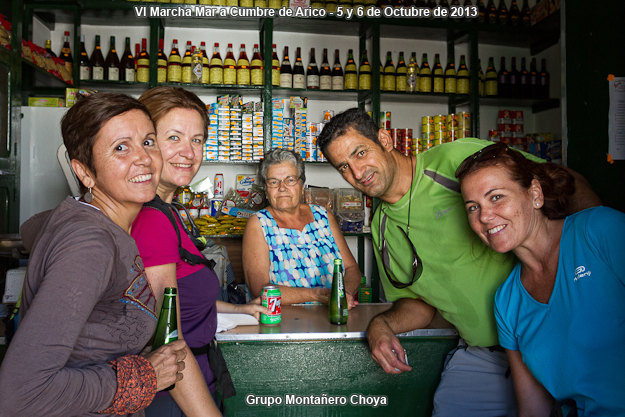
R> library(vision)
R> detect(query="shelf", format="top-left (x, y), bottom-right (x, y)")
top-left (380, 91), bottom-right (469, 104)
top-left (156, 82), bottom-right (263, 95)
top-left (78, 79), bottom-right (148, 92)
top-left (21, 58), bottom-right (72, 87)
top-left (202, 160), bottom-right (260, 165)
top-left (272, 87), bottom-right (359, 101)
top-left (480, 96), bottom-right (560, 114)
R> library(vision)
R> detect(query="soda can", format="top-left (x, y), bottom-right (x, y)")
top-left (260, 285), bottom-right (282, 325)
top-left (214, 173), bottom-right (224, 198)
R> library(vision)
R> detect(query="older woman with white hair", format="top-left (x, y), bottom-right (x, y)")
top-left (242, 148), bottom-right (361, 307)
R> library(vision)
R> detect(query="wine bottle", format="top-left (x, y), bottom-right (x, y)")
top-left (250, 43), bottom-right (264, 86)
top-left (320, 48), bottom-right (332, 90)
top-left (104, 36), bottom-right (120, 81)
top-left (382, 51), bottom-right (396, 91)
top-left (358, 49), bottom-right (371, 90)
top-left (539, 58), bottom-right (549, 99)
top-left (236, 43), bottom-right (250, 86)
top-left (486, 0), bottom-right (497, 24)
top-left (156, 38), bottom-right (167, 83)
top-left (78, 35), bottom-right (90, 81)
top-left (497, 56), bottom-right (509, 97)
top-left (508, 57), bottom-right (520, 97)
top-left (271, 44), bottom-right (280, 87)
top-left (456, 54), bottom-right (470, 94)
top-left (181, 41), bottom-right (193, 83)
top-left (406, 52), bottom-right (418, 93)
top-left (395, 51), bottom-right (407, 92)
top-left (223, 43), bottom-right (237, 85)
top-left (509, 0), bottom-right (521, 26)
top-left (418, 53), bottom-right (432, 93)
top-left (199, 41), bottom-right (210, 84)
top-left (293, 47), bottom-right (306, 89)
top-left (90, 35), bottom-right (105, 81)
top-left (45, 39), bottom-right (57, 57)
top-left (279, 46), bottom-right (293, 88)
top-left (497, 0), bottom-right (509, 25)
top-left (344, 49), bottom-right (358, 90)
top-left (519, 57), bottom-right (529, 98)
top-left (444, 54), bottom-right (457, 94)
top-left (432, 53), bottom-right (444, 93)
top-left (331, 49), bottom-right (344, 91)
top-left (484, 56), bottom-right (498, 96)
top-left (60, 31), bottom-right (73, 76)
top-left (136, 38), bottom-right (150, 83)
top-left (167, 39), bottom-right (182, 83)
top-left (210, 42), bottom-right (223, 85)
top-left (305, 48), bottom-right (320, 90)
top-left (119, 37), bottom-right (134, 82)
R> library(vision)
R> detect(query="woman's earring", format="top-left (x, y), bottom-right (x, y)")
top-left (84, 187), bottom-right (93, 203)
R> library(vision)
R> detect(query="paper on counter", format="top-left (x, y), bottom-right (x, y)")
top-left (217, 313), bottom-right (259, 333)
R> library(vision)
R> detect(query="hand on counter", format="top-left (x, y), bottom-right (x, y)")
top-left (346, 291), bottom-right (359, 310)
top-left (217, 298), bottom-right (268, 321)
top-left (367, 317), bottom-right (412, 375)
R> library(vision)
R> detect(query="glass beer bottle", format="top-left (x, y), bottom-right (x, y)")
top-left (329, 258), bottom-right (348, 325)
top-left (153, 287), bottom-right (179, 349)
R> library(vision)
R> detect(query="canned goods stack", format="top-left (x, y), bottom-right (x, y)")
top-left (418, 111), bottom-right (470, 153)
top-left (389, 128), bottom-right (414, 156)
top-left (379, 111), bottom-right (391, 130)
top-left (495, 109), bottom-right (525, 149)
top-left (204, 96), bottom-right (263, 162)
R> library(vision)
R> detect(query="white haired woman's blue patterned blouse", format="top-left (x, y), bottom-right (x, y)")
top-left (255, 204), bottom-right (342, 289)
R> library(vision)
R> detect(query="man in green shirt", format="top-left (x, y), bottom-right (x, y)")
top-left (318, 108), bottom-right (600, 416)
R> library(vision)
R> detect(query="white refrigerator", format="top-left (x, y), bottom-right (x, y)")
top-left (19, 107), bottom-right (73, 226)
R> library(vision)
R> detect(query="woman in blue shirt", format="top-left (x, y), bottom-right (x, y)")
top-left (456, 143), bottom-right (625, 417)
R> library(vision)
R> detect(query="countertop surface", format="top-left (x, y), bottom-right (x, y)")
top-left (216, 303), bottom-right (458, 341)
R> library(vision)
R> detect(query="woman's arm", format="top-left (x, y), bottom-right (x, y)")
top-left (216, 300), bottom-right (267, 320)
top-left (242, 215), bottom-right (331, 305)
top-left (327, 210), bottom-right (361, 308)
top-left (507, 349), bottom-right (554, 417)
top-left (144, 263), bottom-right (221, 417)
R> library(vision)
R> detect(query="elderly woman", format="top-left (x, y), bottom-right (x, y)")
top-left (456, 142), bottom-right (625, 417)
top-left (242, 148), bottom-right (361, 307)
top-left (131, 86), bottom-right (263, 416)
top-left (0, 93), bottom-right (187, 416)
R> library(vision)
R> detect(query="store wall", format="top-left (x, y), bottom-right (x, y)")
top-left (564, 0), bottom-right (625, 211)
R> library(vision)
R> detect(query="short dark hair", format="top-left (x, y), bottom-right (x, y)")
top-left (317, 108), bottom-right (380, 156)
top-left (61, 93), bottom-right (152, 181)
top-left (455, 142), bottom-right (575, 219)
top-left (138, 86), bottom-right (208, 140)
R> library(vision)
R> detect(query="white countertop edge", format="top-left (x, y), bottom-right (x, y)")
top-left (216, 328), bottom-right (458, 342)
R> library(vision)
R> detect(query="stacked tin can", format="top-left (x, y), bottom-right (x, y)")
top-left (389, 128), bottom-right (414, 156)
top-left (496, 110), bottom-right (525, 149)
top-left (419, 111), bottom-right (470, 153)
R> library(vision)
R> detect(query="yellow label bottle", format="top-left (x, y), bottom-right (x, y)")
top-left (344, 49), bottom-right (358, 90)
top-left (210, 42), bottom-right (224, 84)
top-left (236, 44), bottom-right (250, 85)
top-left (181, 41), bottom-right (193, 83)
top-left (167, 39), bottom-right (182, 83)
top-left (200, 42), bottom-right (210, 84)
top-left (419, 53), bottom-right (432, 93)
top-left (223, 43), bottom-right (237, 85)
top-left (250, 43), bottom-right (264, 86)
top-left (358, 50), bottom-right (371, 90)
top-left (271, 44), bottom-right (280, 87)
top-left (395, 51), bottom-right (407, 92)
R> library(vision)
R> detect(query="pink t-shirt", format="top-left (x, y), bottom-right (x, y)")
top-left (131, 207), bottom-right (204, 277)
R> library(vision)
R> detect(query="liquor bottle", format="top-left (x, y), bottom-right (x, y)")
top-left (328, 259), bottom-right (348, 325)
top-left (344, 49), bottom-right (358, 90)
top-left (539, 58), bottom-right (549, 99)
top-left (497, 56), bottom-right (509, 97)
top-left (508, 57), bottom-right (519, 97)
top-left (255, 0), bottom-right (268, 6)
top-left (210, 42), bottom-right (224, 85)
top-left (60, 31), bottom-right (73, 76)
top-left (520, 0), bottom-right (531, 27)
top-left (456, 54), bottom-right (470, 94)
top-left (382, 51), bottom-right (395, 91)
top-left (326, 0), bottom-right (338, 13)
top-left (406, 52), bottom-right (418, 92)
top-left (181, 41), bottom-right (193, 83)
top-left (166, 39), bottom-right (182, 83)
top-left (292, 47), bottom-right (306, 89)
top-left (199, 42), bottom-right (210, 84)
top-left (78, 35), bottom-right (90, 81)
top-left (529, 57), bottom-right (538, 98)
top-left (120, 37), bottom-right (135, 82)
top-left (418, 53), bottom-right (432, 93)
top-left (223, 43), bottom-right (237, 85)
top-left (156, 38), bottom-right (167, 83)
top-left (484, 56), bottom-right (498, 96)
top-left (306, 47), bottom-right (320, 90)
top-left (279, 46), bottom-right (292, 88)
top-left (153, 287), bottom-right (179, 349)
top-left (497, 0), bottom-right (509, 25)
top-left (519, 57), bottom-right (529, 98)
top-left (236, 44), bottom-right (251, 86)
top-left (358, 49), bottom-right (371, 90)
top-left (444, 54), bottom-right (457, 94)
top-left (478, 59), bottom-right (485, 96)
top-left (331, 49), bottom-right (344, 91)
top-left (432, 53), bottom-right (444, 93)
top-left (45, 39), bottom-right (57, 57)
top-left (271, 44), bottom-right (280, 87)
top-left (395, 51), bottom-right (407, 92)
top-left (319, 48), bottom-right (332, 90)
top-left (104, 36), bottom-right (120, 81)
top-left (136, 38), bottom-right (150, 83)
top-left (250, 43), bottom-right (264, 86)
top-left (476, 0), bottom-right (487, 24)
top-left (191, 46), bottom-right (203, 84)
top-left (135, 43), bottom-right (140, 71)
top-left (90, 35), bottom-right (105, 81)
top-left (509, 0), bottom-right (520, 26)
top-left (485, 0), bottom-right (497, 24)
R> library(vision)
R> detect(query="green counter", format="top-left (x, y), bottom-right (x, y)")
top-left (217, 304), bottom-right (458, 416)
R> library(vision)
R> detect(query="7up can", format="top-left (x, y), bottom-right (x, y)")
top-left (261, 285), bottom-right (281, 325)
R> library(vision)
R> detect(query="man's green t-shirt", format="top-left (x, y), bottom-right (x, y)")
top-left (371, 138), bottom-right (539, 347)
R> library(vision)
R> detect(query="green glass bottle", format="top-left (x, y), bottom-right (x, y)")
top-left (153, 287), bottom-right (178, 349)
top-left (329, 259), bottom-right (348, 325)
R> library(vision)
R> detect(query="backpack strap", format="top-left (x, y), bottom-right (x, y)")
top-left (143, 196), bottom-right (215, 270)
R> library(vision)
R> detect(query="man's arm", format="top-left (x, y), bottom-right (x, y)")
top-left (566, 168), bottom-right (602, 213)
top-left (367, 298), bottom-right (436, 374)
